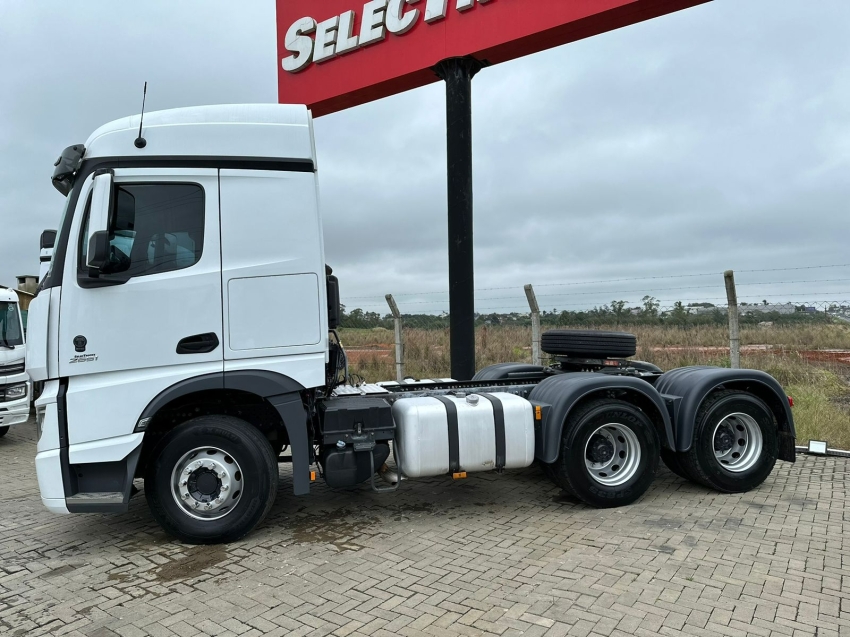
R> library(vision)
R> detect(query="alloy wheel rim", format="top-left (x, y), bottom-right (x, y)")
top-left (584, 423), bottom-right (642, 487)
top-left (171, 447), bottom-right (243, 520)
top-left (712, 412), bottom-right (763, 473)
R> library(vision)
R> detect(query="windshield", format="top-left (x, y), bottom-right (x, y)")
top-left (40, 195), bottom-right (73, 288)
top-left (0, 302), bottom-right (23, 347)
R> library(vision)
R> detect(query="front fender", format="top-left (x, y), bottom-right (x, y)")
top-left (137, 370), bottom-right (312, 495)
top-left (528, 373), bottom-right (675, 464)
top-left (654, 366), bottom-right (795, 461)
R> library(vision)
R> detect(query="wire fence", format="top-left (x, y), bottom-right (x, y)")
top-left (339, 263), bottom-right (850, 330)
top-left (336, 264), bottom-right (850, 449)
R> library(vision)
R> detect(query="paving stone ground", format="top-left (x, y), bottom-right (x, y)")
top-left (1, 417), bottom-right (848, 637)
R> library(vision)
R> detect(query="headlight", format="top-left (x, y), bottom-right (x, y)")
top-left (5, 384), bottom-right (27, 400)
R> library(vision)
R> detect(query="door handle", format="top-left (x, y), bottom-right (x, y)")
top-left (176, 333), bottom-right (220, 354)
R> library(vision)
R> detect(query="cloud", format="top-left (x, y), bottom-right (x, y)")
top-left (1, 0), bottom-right (848, 314)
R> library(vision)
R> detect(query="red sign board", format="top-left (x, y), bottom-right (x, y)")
top-left (277, 0), bottom-right (709, 117)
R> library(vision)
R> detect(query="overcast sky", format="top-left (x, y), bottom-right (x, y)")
top-left (1, 1), bottom-right (848, 313)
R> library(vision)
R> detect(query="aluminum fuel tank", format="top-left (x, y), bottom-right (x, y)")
top-left (392, 393), bottom-right (535, 478)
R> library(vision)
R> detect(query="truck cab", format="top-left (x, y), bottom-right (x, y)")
top-left (29, 105), bottom-right (327, 520)
top-left (0, 288), bottom-right (30, 436)
top-left (29, 105), bottom-right (795, 544)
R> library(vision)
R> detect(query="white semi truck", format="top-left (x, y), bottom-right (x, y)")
top-left (28, 105), bottom-right (796, 544)
top-left (0, 287), bottom-right (30, 437)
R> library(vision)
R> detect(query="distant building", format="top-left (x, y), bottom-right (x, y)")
top-left (690, 303), bottom-right (799, 317)
top-left (740, 304), bottom-right (796, 316)
top-left (692, 306), bottom-right (727, 316)
top-left (16, 275), bottom-right (38, 295)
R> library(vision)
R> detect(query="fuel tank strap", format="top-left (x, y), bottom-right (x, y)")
top-left (478, 393), bottom-right (506, 471)
top-left (434, 396), bottom-right (461, 473)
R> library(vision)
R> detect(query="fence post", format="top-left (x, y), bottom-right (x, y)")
top-left (386, 294), bottom-right (404, 382)
top-left (524, 284), bottom-right (541, 366)
top-left (724, 270), bottom-right (740, 369)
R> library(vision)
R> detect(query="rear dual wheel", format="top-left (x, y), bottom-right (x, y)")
top-left (670, 391), bottom-right (777, 493)
top-left (548, 399), bottom-right (660, 507)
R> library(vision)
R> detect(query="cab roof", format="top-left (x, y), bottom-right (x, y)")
top-left (0, 287), bottom-right (22, 303)
top-left (84, 104), bottom-right (315, 165)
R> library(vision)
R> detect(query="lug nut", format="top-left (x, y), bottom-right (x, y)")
top-left (193, 502), bottom-right (200, 508)
top-left (218, 472), bottom-right (226, 479)
top-left (180, 480), bottom-right (188, 487)
top-left (182, 493), bottom-right (189, 500)
top-left (221, 484), bottom-right (229, 492)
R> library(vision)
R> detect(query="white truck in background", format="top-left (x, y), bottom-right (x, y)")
top-left (28, 105), bottom-right (796, 544)
top-left (0, 287), bottom-right (30, 437)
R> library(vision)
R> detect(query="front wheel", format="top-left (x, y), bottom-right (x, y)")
top-left (550, 399), bottom-right (660, 508)
top-left (145, 415), bottom-right (279, 544)
top-left (680, 391), bottom-right (777, 493)
top-left (0, 426), bottom-right (9, 438)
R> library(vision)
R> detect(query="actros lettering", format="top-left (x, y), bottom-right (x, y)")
top-left (282, 0), bottom-right (494, 73)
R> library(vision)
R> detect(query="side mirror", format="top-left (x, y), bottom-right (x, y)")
top-left (40, 229), bottom-right (56, 250)
top-left (86, 172), bottom-right (113, 271)
top-left (87, 231), bottom-right (111, 272)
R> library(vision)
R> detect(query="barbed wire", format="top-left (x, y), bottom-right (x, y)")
top-left (342, 263), bottom-right (850, 301)
top-left (346, 280), bottom-right (850, 307)
top-left (338, 301), bottom-right (850, 333)
top-left (345, 301), bottom-right (850, 317)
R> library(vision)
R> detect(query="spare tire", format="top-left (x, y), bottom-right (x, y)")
top-left (542, 330), bottom-right (637, 358)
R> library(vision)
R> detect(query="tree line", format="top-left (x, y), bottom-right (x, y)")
top-left (340, 297), bottom-right (834, 330)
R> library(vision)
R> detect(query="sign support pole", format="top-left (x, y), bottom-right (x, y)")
top-left (435, 57), bottom-right (483, 380)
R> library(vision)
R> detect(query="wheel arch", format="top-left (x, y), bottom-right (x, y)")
top-left (472, 363), bottom-right (547, 382)
top-left (655, 367), bottom-right (795, 461)
top-left (135, 370), bottom-right (313, 495)
top-left (529, 374), bottom-right (675, 464)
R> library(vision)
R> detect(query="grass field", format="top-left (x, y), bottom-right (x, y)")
top-left (340, 323), bottom-right (850, 449)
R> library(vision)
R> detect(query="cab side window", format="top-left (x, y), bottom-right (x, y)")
top-left (80, 183), bottom-right (205, 278)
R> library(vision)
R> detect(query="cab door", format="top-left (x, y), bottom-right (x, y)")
top-left (58, 168), bottom-right (223, 446)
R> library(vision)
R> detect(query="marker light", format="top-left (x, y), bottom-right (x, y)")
top-left (807, 440), bottom-right (828, 455)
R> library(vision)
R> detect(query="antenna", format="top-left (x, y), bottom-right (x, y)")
top-left (134, 82), bottom-right (148, 149)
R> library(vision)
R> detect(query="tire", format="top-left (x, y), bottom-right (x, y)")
top-left (551, 399), bottom-right (659, 508)
top-left (680, 391), bottom-right (777, 493)
top-left (660, 448), bottom-right (695, 481)
top-left (0, 426), bottom-right (9, 438)
top-left (542, 330), bottom-right (637, 358)
top-left (145, 415), bottom-right (278, 544)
